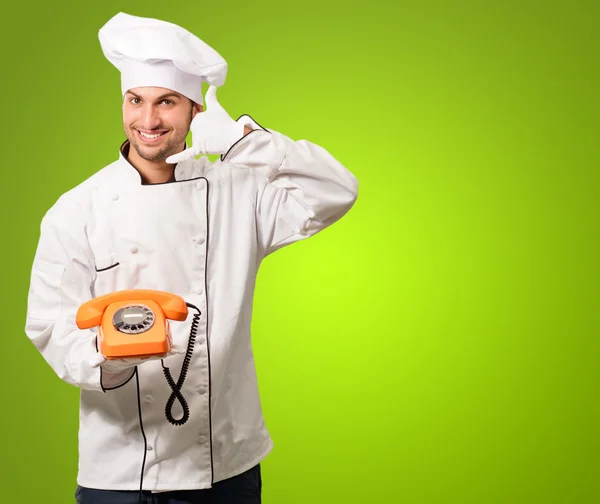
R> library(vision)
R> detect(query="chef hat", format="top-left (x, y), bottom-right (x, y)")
top-left (98, 12), bottom-right (227, 105)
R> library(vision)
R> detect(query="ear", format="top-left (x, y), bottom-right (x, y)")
top-left (192, 102), bottom-right (203, 118)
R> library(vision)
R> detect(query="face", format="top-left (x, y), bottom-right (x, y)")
top-left (122, 87), bottom-right (202, 162)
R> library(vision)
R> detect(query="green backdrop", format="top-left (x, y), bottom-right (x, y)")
top-left (1, 0), bottom-right (598, 502)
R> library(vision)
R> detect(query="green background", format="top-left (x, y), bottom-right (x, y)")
top-left (1, 0), bottom-right (598, 502)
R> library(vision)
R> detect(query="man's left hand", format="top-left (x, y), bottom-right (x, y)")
top-left (166, 85), bottom-right (246, 163)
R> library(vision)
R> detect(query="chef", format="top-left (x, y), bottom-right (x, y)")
top-left (24, 11), bottom-right (358, 504)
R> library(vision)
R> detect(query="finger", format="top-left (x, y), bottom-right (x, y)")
top-left (123, 358), bottom-right (145, 364)
top-left (169, 343), bottom-right (186, 355)
top-left (89, 353), bottom-right (105, 368)
top-left (165, 152), bottom-right (187, 164)
top-left (166, 149), bottom-right (194, 164)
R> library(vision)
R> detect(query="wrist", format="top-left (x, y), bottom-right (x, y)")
top-left (101, 359), bottom-right (136, 374)
top-left (100, 367), bottom-right (136, 390)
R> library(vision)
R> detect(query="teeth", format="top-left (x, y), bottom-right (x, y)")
top-left (139, 131), bottom-right (163, 139)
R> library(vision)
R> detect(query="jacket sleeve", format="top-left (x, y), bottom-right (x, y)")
top-left (24, 210), bottom-right (132, 391)
top-left (223, 115), bottom-right (359, 256)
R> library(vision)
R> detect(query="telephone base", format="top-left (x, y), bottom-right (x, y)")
top-left (104, 352), bottom-right (169, 360)
top-left (101, 340), bottom-right (171, 360)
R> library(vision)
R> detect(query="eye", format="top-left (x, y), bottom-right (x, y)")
top-left (130, 97), bottom-right (141, 105)
top-left (161, 100), bottom-right (174, 105)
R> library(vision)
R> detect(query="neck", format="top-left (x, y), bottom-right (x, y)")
top-left (125, 142), bottom-right (183, 184)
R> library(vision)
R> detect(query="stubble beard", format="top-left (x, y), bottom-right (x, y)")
top-left (127, 130), bottom-right (182, 162)
top-left (125, 109), bottom-right (193, 162)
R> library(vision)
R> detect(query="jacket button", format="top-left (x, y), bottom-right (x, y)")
top-left (193, 286), bottom-right (203, 295)
top-left (198, 386), bottom-right (207, 395)
top-left (196, 436), bottom-right (207, 444)
top-left (147, 445), bottom-right (153, 451)
top-left (130, 246), bottom-right (138, 254)
top-left (144, 395), bottom-right (153, 403)
top-left (196, 336), bottom-right (205, 345)
top-left (196, 180), bottom-right (206, 190)
top-left (112, 194), bottom-right (119, 201)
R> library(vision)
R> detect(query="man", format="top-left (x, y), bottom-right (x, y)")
top-left (24, 11), bottom-right (358, 504)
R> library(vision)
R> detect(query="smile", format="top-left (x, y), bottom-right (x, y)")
top-left (136, 129), bottom-right (168, 143)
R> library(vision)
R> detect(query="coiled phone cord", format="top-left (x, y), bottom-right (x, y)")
top-left (161, 303), bottom-right (201, 425)
top-left (135, 302), bottom-right (202, 502)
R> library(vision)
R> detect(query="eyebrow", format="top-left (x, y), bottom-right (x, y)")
top-left (126, 91), bottom-right (182, 101)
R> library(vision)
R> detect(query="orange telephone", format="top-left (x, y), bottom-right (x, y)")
top-left (76, 289), bottom-right (189, 359)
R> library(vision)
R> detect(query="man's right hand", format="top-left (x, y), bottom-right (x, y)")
top-left (89, 344), bottom-right (186, 374)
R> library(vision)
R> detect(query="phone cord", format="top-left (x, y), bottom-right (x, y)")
top-left (135, 368), bottom-right (146, 504)
top-left (161, 303), bottom-right (201, 426)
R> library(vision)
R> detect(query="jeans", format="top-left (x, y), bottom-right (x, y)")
top-left (75, 464), bottom-right (262, 504)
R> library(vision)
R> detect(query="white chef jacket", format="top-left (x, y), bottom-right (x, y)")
top-left (24, 115), bottom-right (358, 491)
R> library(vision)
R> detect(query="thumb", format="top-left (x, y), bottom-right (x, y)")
top-left (204, 85), bottom-right (219, 108)
top-left (90, 352), bottom-right (106, 369)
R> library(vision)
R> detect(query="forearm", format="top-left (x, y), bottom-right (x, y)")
top-left (26, 317), bottom-right (103, 391)
top-left (25, 214), bottom-right (131, 391)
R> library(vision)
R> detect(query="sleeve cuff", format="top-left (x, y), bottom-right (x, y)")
top-left (235, 114), bottom-right (269, 132)
top-left (221, 114), bottom-right (287, 171)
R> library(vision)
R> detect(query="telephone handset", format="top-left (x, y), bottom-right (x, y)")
top-left (76, 289), bottom-right (188, 359)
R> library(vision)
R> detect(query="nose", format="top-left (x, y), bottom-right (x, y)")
top-left (140, 105), bottom-right (161, 130)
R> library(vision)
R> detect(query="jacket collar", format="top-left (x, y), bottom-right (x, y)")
top-left (116, 139), bottom-right (194, 185)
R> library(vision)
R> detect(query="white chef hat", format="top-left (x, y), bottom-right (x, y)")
top-left (98, 12), bottom-right (227, 105)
